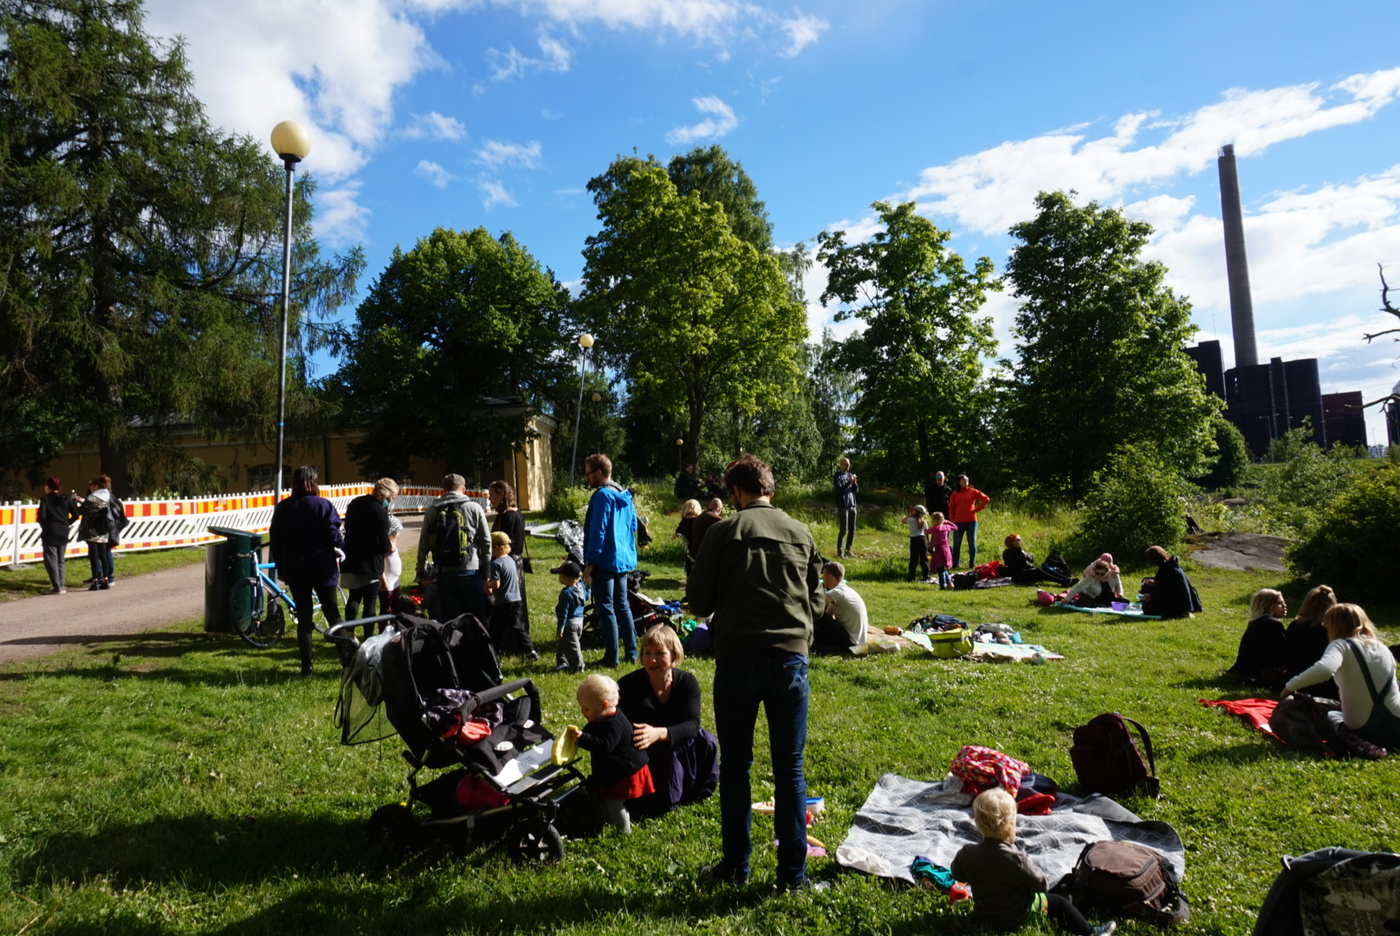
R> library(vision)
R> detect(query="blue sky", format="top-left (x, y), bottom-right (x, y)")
top-left (145, 0), bottom-right (1400, 442)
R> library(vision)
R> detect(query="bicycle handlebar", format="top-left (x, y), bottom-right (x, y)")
top-left (324, 615), bottom-right (396, 639)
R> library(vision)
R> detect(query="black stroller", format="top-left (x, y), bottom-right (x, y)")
top-left (327, 612), bottom-right (589, 862)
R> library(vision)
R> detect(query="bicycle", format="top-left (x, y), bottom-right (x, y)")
top-left (229, 561), bottom-right (345, 649)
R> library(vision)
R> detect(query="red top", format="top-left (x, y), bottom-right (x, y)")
top-left (948, 486), bottom-right (990, 523)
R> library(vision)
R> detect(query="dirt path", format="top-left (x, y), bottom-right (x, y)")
top-left (0, 517), bottom-right (423, 666)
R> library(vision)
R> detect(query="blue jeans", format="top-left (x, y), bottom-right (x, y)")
top-left (952, 521), bottom-right (978, 568)
top-left (87, 542), bottom-right (114, 582)
top-left (593, 569), bottom-right (637, 666)
top-left (437, 571), bottom-right (486, 624)
top-left (712, 653), bottom-right (809, 886)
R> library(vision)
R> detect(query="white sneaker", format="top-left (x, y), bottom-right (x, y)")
top-left (1091, 923), bottom-right (1117, 936)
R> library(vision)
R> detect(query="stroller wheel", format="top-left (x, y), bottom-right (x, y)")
top-left (368, 802), bottom-right (417, 851)
top-left (508, 817), bottom-right (564, 864)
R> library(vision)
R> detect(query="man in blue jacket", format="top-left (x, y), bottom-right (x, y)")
top-left (582, 453), bottom-right (638, 666)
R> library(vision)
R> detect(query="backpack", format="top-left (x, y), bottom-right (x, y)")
top-left (1070, 712), bottom-right (1160, 798)
top-left (1070, 840), bottom-right (1188, 925)
top-left (432, 503), bottom-right (473, 568)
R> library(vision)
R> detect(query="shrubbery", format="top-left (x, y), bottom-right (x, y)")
top-left (1071, 444), bottom-right (1186, 563)
top-left (1288, 464), bottom-right (1400, 600)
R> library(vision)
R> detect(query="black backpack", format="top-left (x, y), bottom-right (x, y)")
top-left (1070, 840), bottom-right (1188, 925)
top-left (432, 503), bottom-right (472, 568)
top-left (1070, 712), bottom-right (1160, 798)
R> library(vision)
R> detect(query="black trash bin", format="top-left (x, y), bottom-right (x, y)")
top-left (205, 527), bottom-right (263, 633)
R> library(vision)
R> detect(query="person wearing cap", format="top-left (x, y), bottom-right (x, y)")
top-left (486, 530), bottom-right (535, 658)
top-left (689, 454), bottom-right (823, 891)
top-left (38, 477), bottom-right (80, 594)
top-left (582, 453), bottom-right (639, 667)
top-left (552, 560), bottom-right (587, 672)
top-left (416, 473), bottom-right (491, 624)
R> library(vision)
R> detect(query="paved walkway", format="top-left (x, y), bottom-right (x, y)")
top-left (0, 517), bottom-right (423, 666)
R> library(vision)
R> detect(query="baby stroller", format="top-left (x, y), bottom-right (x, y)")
top-left (327, 612), bottom-right (589, 862)
top-left (580, 571), bottom-right (676, 649)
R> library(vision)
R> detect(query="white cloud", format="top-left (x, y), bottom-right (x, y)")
top-left (476, 139), bottom-right (544, 168)
top-left (541, 107), bottom-right (564, 119)
top-left (665, 95), bottom-right (738, 145)
top-left (778, 12), bottom-right (827, 57)
top-left (415, 159), bottom-right (456, 188)
top-left (479, 179), bottom-right (518, 209)
top-left (481, 32), bottom-right (572, 85)
top-left (905, 66), bottom-right (1400, 237)
top-left (317, 182), bottom-right (372, 246)
top-left (403, 111), bottom-right (467, 140)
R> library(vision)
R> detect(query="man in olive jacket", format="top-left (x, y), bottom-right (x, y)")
top-left (689, 455), bottom-right (823, 891)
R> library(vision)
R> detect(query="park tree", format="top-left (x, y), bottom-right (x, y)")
top-left (817, 200), bottom-right (999, 507)
top-left (666, 145), bottom-right (772, 251)
top-left (336, 227), bottom-right (574, 480)
top-left (0, 0), bottom-right (361, 493)
top-left (578, 157), bottom-right (806, 472)
top-left (1003, 191), bottom-right (1218, 501)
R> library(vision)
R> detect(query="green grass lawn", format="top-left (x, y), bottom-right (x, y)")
top-left (0, 509), bottom-right (1394, 935)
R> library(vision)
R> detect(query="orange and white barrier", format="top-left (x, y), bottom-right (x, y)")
top-left (1, 484), bottom-right (489, 566)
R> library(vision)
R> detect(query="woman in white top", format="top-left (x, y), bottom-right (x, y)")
top-left (1063, 555), bottom-right (1125, 607)
top-left (1284, 603), bottom-right (1400, 751)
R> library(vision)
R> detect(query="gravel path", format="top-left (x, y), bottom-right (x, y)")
top-left (0, 517), bottom-right (423, 666)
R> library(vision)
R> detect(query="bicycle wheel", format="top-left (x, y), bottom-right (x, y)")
top-left (230, 577), bottom-right (286, 648)
top-left (312, 585), bottom-right (347, 635)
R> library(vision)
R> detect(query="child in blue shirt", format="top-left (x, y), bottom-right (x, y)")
top-left (552, 560), bottom-right (587, 672)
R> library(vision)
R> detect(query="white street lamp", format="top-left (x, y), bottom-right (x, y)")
top-left (569, 334), bottom-right (594, 487)
top-left (270, 120), bottom-right (311, 498)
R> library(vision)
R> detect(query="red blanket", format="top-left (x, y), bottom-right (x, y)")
top-left (1200, 698), bottom-right (1280, 741)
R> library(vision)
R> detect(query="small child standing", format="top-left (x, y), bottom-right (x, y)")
top-left (485, 531), bottom-right (536, 659)
top-left (951, 788), bottom-right (1116, 936)
top-left (552, 560), bottom-right (587, 673)
top-left (566, 674), bottom-right (654, 834)
top-left (925, 511), bottom-right (958, 589)
top-left (905, 504), bottom-right (930, 582)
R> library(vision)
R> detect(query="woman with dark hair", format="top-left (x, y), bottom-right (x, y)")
top-left (489, 480), bottom-right (533, 655)
top-left (1284, 585), bottom-right (1339, 698)
top-left (269, 466), bottom-right (344, 675)
top-left (1139, 545), bottom-right (1201, 618)
top-left (342, 478), bottom-right (397, 638)
top-left (39, 477), bottom-right (80, 594)
top-left (78, 475), bottom-right (115, 590)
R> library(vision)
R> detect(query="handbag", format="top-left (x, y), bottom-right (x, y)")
top-left (520, 535), bottom-right (533, 574)
top-left (929, 627), bottom-right (973, 658)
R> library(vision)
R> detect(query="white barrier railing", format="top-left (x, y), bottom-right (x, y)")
top-left (1, 484), bottom-right (492, 567)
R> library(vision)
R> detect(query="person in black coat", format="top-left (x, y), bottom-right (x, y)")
top-left (341, 478), bottom-right (397, 637)
top-left (1283, 584), bottom-right (1340, 699)
top-left (927, 470), bottom-right (953, 524)
top-left (1139, 546), bottom-right (1202, 618)
top-left (489, 480), bottom-right (532, 646)
top-left (38, 476), bottom-right (80, 594)
top-left (1000, 534), bottom-right (1072, 586)
top-left (269, 465), bottom-right (344, 675)
top-left (1229, 588), bottom-right (1289, 690)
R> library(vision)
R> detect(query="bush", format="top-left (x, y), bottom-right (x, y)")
top-left (1195, 414), bottom-right (1250, 490)
top-left (543, 482), bottom-right (591, 522)
top-left (1288, 465), bottom-right (1400, 600)
top-left (1071, 443), bottom-right (1186, 564)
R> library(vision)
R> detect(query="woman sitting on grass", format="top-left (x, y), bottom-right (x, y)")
top-left (1284, 603), bottom-right (1400, 755)
top-left (1283, 585), bottom-right (1339, 698)
top-left (1001, 534), bottom-right (1071, 587)
top-left (1138, 545), bottom-right (1201, 618)
top-left (1062, 556), bottom-right (1124, 607)
top-left (1228, 588), bottom-right (1288, 691)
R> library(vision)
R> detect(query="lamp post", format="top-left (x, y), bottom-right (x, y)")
top-left (569, 334), bottom-right (594, 487)
top-left (270, 120), bottom-right (312, 498)
top-left (676, 438), bottom-right (684, 474)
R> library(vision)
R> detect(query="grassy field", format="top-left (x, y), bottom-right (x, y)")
top-left (0, 547), bottom-right (207, 602)
top-left (0, 498), bottom-right (1394, 935)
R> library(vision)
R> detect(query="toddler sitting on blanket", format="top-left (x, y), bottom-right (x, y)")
top-left (951, 788), bottom-right (1116, 936)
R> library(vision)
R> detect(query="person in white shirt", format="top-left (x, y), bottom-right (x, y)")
top-left (814, 561), bottom-right (868, 651)
top-left (1285, 602), bottom-right (1400, 751)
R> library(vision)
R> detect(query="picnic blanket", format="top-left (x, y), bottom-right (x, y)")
top-left (837, 773), bottom-right (1185, 887)
top-left (1054, 604), bottom-right (1162, 621)
top-left (1200, 698), bottom-right (1279, 740)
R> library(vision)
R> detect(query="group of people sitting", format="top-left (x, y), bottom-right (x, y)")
top-left (1230, 586), bottom-right (1400, 754)
top-left (1050, 547), bottom-right (1201, 619)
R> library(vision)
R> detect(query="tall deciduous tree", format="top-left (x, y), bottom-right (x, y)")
top-left (0, 0), bottom-right (360, 493)
top-left (336, 227), bottom-right (574, 479)
top-left (579, 157), bottom-right (806, 471)
top-left (666, 144), bottom-right (772, 251)
top-left (1003, 191), bottom-right (1218, 500)
top-left (818, 201), bottom-right (999, 507)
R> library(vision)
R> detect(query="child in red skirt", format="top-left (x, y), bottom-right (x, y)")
top-left (566, 673), bottom-right (654, 834)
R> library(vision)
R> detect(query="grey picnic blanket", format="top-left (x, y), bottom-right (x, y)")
top-left (836, 773), bottom-right (1186, 887)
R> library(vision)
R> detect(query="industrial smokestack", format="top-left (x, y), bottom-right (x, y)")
top-left (1218, 144), bottom-right (1258, 368)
